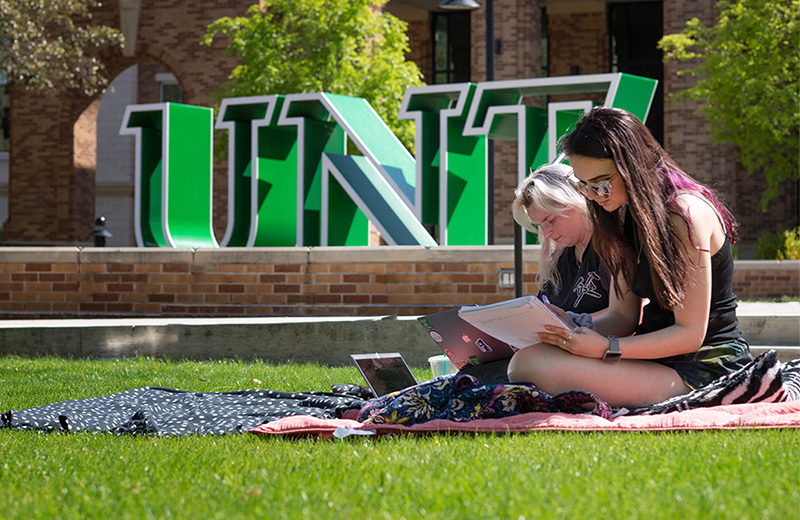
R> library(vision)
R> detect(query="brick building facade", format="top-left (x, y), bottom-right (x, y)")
top-left (2, 0), bottom-right (797, 251)
top-left (3, 0), bottom-right (243, 245)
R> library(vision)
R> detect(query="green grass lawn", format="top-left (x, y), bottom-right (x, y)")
top-left (1, 356), bottom-right (798, 520)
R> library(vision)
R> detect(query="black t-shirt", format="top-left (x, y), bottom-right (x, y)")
top-left (538, 241), bottom-right (610, 315)
top-left (461, 241), bottom-right (610, 384)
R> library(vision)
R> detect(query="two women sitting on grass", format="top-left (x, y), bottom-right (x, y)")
top-left (508, 106), bottom-right (752, 408)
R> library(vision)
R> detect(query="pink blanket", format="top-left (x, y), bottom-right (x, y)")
top-left (249, 401), bottom-right (800, 439)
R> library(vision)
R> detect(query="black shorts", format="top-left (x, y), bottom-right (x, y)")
top-left (655, 337), bottom-right (752, 390)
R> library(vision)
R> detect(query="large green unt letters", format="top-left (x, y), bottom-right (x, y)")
top-left (120, 73), bottom-right (657, 248)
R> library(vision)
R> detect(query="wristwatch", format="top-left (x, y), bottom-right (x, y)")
top-left (603, 335), bottom-right (622, 363)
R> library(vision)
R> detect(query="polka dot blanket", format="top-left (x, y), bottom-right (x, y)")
top-left (0, 387), bottom-right (367, 436)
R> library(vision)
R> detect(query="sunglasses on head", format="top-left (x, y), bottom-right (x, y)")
top-left (569, 170), bottom-right (619, 200)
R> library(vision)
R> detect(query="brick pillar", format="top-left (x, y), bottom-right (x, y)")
top-left (404, 16), bottom-right (433, 82)
top-left (663, 1), bottom-right (740, 213)
top-left (547, 7), bottom-right (608, 77)
top-left (4, 88), bottom-right (97, 244)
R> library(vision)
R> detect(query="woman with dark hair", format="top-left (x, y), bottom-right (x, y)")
top-left (507, 106), bottom-right (751, 408)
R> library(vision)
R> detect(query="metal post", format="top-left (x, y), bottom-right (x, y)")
top-left (486, 0), bottom-right (494, 245)
top-left (514, 220), bottom-right (523, 297)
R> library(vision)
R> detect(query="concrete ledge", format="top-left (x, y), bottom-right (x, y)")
top-left (1, 303), bottom-right (797, 366)
top-left (733, 260), bottom-right (800, 271)
top-left (750, 347), bottom-right (800, 364)
top-left (193, 247), bottom-right (311, 265)
top-left (737, 302), bottom-right (800, 347)
top-left (4, 247), bottom-right (799, 268)
top-left (0, 316), bottom-right (441, 366)
top-left (79, 248), bottom-right (195, 264)
top-left (0, 247), bottom-right (80, 263)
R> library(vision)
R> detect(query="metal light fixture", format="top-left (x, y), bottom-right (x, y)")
top-left (438, 0), bottom-right (480, 10)
top-left (89, 216), bottom-right (112, 247)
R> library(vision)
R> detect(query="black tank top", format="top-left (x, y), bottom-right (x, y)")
top-left (624, 210), bottom-right (741, 345)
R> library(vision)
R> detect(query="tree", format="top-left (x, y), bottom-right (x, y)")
top-left (658, 0), bottom-right (799, 211)
top-left (0, 0), bottom-right (123, 96)
top-left (202, 0), bottom-right (424, 150)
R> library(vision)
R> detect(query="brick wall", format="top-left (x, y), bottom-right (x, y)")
top-left (547, 7), bottom-right (609, 77)
top-left (662, 0), bottom-right (740, 238)
top-left (662, 0), bottom-right (798, 244)
top-left (732, 163), bottom-right (799, 246)
top-left (136, 61), bottom-right (169, 104)
top-left (0, 248), bottom-right (796, 320)
top-left (732, 261), bottom-right (800, 301)
top-left (6, 84), bottom-right (90, 244)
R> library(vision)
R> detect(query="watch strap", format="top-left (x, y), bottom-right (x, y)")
top-left (603, 335), bottom-right (621, 363)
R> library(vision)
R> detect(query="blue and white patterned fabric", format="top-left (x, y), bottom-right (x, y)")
top-left (357, 373), bottom-right (612, 425)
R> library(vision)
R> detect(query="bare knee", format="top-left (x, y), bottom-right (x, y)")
top-left (507, 343), bottom-right (565, 389)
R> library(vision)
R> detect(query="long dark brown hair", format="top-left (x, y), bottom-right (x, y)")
top-left (559, 107), bottom-right (737, 310)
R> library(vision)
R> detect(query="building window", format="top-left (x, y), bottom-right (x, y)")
top-left (432, 12), bottom-right (471, 84)
top-left (0, 82), bottom-right (9, 153)
top-left (609, 1), bottom-right (664, 144)
top-left (156, 72), bottom-right (184, 104)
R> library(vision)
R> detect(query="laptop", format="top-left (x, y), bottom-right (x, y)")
top-left (417, 308), bottom-right (519, 370)
top-left (351, 352), bottom-right (419, 398)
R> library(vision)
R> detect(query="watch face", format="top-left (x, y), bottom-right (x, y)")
top-left (603, 351), bottom-right (622, 363)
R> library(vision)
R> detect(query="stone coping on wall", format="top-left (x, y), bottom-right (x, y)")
top-left (0, 245), bottom-right (541, 264)
top-left (730, 259), bottom-right (800, 271)
top-left (3, 246), bottom-right (800, 270)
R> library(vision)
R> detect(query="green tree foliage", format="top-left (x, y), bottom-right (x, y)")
top-left (0, 0), bottom-right (123, 96)
top-left (202, 0), bottom-right (424, 150)
top-left (658, 0), bottom-right (799, 211)
top-left (756, 226), bottom-right (800, 259)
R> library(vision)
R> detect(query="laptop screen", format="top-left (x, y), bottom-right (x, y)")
top-left (351, 353), bottom-right (418, 398)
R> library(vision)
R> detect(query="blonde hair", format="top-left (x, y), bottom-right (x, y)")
top-left (512, 163), bottom-right (591, 292)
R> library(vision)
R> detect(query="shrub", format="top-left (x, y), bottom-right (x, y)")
top-left (756, 226), bottom-right (800, 260)
top-left (777, 226), bottom-right (800, 260)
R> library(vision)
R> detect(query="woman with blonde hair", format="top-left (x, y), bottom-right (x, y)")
top-left (512, 162), bottom-right (609, 317)
top-left (460, 163), bottom-right (610, 384)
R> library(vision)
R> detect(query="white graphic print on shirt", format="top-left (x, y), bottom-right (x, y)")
top-left (573, 271), bottom-right (602, 307)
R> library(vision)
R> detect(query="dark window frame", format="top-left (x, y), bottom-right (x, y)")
top-left (432, 11), bottom-right (472, 85)
top-left (609, 1), bottom-right (665, 144)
